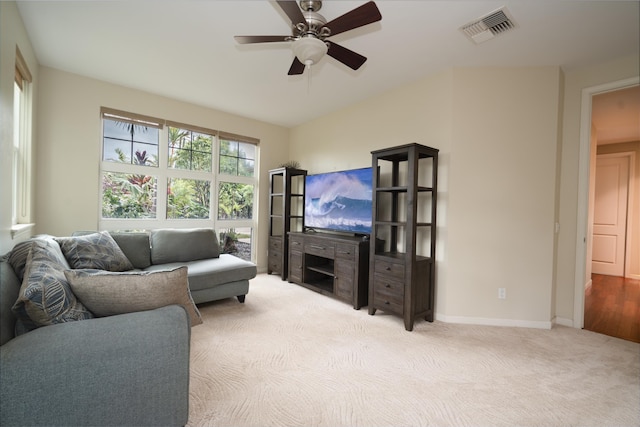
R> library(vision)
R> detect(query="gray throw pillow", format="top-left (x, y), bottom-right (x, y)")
top-left (151, 228), bottom-right (220, 264)
top-left (64, 266), bottom-right (202, 326)
top-left (108, 232), bottom-right (152, 269)
top-left (12, 241), bottom-right (94, 330)
top-left (56, 231), bottom-right (134, 272)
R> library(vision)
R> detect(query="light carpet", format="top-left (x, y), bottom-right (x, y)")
top-left (187, 273), bottom-right (639, 427)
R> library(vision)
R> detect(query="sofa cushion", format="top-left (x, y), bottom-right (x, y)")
top-left (150, 228), bottom-right (219, 264)
top-left (0, 262), bottom-right (21, 345)
top-left (56, 231), bottom-right (134, 272)
top-left (12, 241), bottom-right (94, 330)
top-left (109, 232), bottom-right (152, 269)
top-left (145, 254), bottom-right (257, 292)
top-left (64, 266), bottom-right (202, 326)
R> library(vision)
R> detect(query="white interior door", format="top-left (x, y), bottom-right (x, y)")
top-left (592, 155), bottom-right (629, 276)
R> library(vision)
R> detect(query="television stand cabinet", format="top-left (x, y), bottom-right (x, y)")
top-left (287, 232), bottom-right (369, 309)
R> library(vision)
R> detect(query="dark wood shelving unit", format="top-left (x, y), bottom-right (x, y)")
top-left (268, 167), bottom-right (306, 280)
top-left (369, 143), bottom-right (439, 331)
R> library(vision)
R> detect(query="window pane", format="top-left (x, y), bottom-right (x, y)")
top-left (219, 139), bottom-right (255, 177)
top-left (103, 138), bottom-right (132, 163)
top-left (219, 155), bottom-right (237, 175)
top-left (103, 118), bottom-right (158, 167)
top-left (238, 159), bottom-right (254, 177)
top-left (220, 139), bottom-right (239, 156)
top-left (218, 227), bottom-right (252, 261)
top-left (102, 172), bottom-right (157, 218)
top-left (132, 143), bottom-right (158, 166)
top-left (238, 142), bottom-right (255, 160)
top-left (168, 127), bottom-right (213, 172)
top-left (167, 178), bottom-right (211, 219)
top-left (217, 182), bottom-right (253, 220)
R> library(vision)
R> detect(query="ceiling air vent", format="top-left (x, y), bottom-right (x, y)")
top-left (460, 7), bottom-right (517, 44)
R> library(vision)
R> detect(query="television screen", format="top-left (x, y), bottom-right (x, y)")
top-left (304, 167), bottom-right (373, 234)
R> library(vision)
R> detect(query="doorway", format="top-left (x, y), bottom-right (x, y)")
top-left (575, 81), bottom-right (640, 340)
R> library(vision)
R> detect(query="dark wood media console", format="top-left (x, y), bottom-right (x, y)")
top-left (287, 232), bottom-right (369, 309)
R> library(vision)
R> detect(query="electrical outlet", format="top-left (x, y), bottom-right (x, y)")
top-left (498, 288), bottom-right (507, 299)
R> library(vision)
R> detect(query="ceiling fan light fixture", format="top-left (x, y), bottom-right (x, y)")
top-left (292, 37), bottom-right (327, 66)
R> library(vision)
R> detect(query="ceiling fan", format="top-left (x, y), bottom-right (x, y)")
top-left (234, 0), bottom-right (382, 75)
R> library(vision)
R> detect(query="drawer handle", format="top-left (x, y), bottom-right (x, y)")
top-left (385, 301), bottom-right (390, 305)
top-left (385, 266), bottom-right (391, 271)
top-left (385, 284), bottom-right (391, 288)
top-left (337, 251), bottom-right (351, 255)
top-left (309, 244), bottom-right (325, 250)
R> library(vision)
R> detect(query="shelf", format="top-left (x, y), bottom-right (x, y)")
top-left (307, 265), bottom-right (335, 277)
top-left (376, 186), bottom-right (433, 193)
top-left (375, 221), bottom-right (406, 227)
top-left (374, 252), bottom-right (433, 263)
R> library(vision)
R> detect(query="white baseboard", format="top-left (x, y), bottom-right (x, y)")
top-left (553, 316), bottom-right (574, 327)
top-left (435, 313), bottom-right (552, 330)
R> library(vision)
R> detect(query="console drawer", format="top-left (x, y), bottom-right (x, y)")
top-left (372, 275), bottom-right (404, 314)
top-left (374, 258), bottom-right (405, 281)
top-left (269, 236), bottom-right (283, 251)
top-left (268, 251), bottom-right (282, 273)
top-left (289, 235), bottom-right (304, 251)
top-left (335, 243), bottom-right (356, 260)
top-left (305, 237), bottom-right (335, 259)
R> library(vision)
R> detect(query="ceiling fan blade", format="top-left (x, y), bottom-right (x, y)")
top-left (276, 0), bottom-right (305, 24)
top-left (288, 57), bottom-right (306, 75)
top-left (322, 1), bottom-right (382, 37)
top-left (234, 35), bottom-right (290, 44)
top-left (327, 42), bottom-right (367, 70)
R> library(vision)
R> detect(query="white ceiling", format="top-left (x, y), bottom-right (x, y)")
top-left (16, 0), bottom-right (640, 129)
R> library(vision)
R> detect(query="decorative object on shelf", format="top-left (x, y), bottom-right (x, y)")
top-left (234, 1), bottom-right (382, 75)
top-left (268, 167), bottom-right (307, 280)
top-left (368, 143), bottom-right (439, 331)
top-left (278, 160), bottom-right (301, 169)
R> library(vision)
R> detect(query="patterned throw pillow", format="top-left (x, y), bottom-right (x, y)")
top-left (12, 240), bottom-right (94, 330)
top-left (56, 231), bottom-right (134, 272)
top-left (7, 236), bottom-right (67, 282)
top-left (65, 267), bottom-right (202, 326)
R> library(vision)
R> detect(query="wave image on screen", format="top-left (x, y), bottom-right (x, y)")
top-left (304, 167), bottom-right (372, 234)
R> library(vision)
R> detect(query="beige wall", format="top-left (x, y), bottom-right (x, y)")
top-left (291, 67), bottom-right (562, 327)
top-left (34, 67), bottom-right (290, 272)
top-left (555, 54), bottom-right (639, 325)
top-left (0, 1), bottom-right (39, 254)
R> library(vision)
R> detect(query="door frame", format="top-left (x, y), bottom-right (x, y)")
top-left (573, 76), bottom-right (639, 329)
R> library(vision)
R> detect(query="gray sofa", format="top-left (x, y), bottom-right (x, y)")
top-left (89, 228), bottom-right (257, 305)
top-left (0, 227), bottom-right (257, 426)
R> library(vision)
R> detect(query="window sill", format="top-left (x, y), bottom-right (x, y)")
top-left (11, 223), bottom-right (34, 240)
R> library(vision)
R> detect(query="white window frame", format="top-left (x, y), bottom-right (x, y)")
top-left (98, 109), bottom-right (259, 261)
top-left (11, 47), bottom-right (34, 239)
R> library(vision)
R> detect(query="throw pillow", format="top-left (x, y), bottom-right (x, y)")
top-left (64, 266), bottom-right (203, 326)
top-left (150, 228), bottom-right (219, 264)
top-left (7, 235), bottom-right (67, 282)
top-left (56, 231), bottom-right (134, 272)
top-left (12, 241), bottom-right (94, 330)
top-left (108, 232), bottom-right (152, 269)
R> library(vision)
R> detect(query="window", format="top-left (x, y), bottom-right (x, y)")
top-left (99, 109), bottom-right (259, 262)
top-left (12, 47), bottom-right (33, 237)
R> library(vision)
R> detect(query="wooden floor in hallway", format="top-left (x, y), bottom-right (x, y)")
top-left (584, 274), bottom-right (640, 343)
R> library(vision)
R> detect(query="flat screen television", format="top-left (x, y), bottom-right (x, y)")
top-left (304, 167), bottom-right (373, 235)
